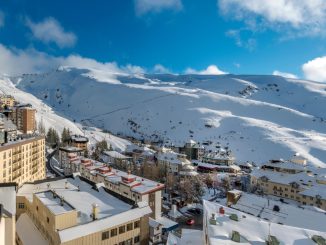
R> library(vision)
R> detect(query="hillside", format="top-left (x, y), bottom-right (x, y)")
top-left (3, 67), bottom-right (326, 168)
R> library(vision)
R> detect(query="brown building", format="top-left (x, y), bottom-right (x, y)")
top-left (16, 176), bottom-right (152, 245)
top-left (68, 135), bottom-right (89, 151)
top-left (0, 136), bottom-right (46, 187)
top-left (18, 107), bottom-right (36, 134)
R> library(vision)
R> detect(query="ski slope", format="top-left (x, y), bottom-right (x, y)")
top-left (3, 67), bottom-right (326, 168)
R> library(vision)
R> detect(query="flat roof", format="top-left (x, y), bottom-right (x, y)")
top-left (230, 192), bottom-right (326, 232)
top-left (72, 157), bottom-right (164, 194)
top-left (204, 200), bottom-right (326, 245)
top-left (18, 177), bottom-right (132, 224)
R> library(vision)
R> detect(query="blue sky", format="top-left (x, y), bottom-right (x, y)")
top-left (1, 0), bottom-right (326, 81)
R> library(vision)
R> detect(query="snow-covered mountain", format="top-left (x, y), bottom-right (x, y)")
top-left (2, 67), bottom-right (326, 168)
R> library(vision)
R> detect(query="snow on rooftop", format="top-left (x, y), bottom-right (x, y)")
top-left (16, 213), bottom-right (48, 245)
top-left (18, 177), bottom-right (132, 224)
top-left (231, 192), bottom-right (326, 232)
top-left (103, 150), bottom-right (132, 159)
top-left (299, 184), bottom-right (326, 200)
top-left (72, 157), bottom-right (164, 194)
top-left (251, 168), bottom-right (314, 186)
top-left (203, 200), bottom-right (326, 245)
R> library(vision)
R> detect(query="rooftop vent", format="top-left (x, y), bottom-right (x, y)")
top-left (92, 203), bottom-right (99, 221)
top-left (312, 235), bottom-right (326, 245)
top-left (60, 197), bottom-right (64, 206)
top-left (209, 213), bottom-right (216, 225)
top-left (231, 230), bottom-right (240, 242)
top-left (266, 235), bottom-right (280, 245)
top-left (229, 214), bottom-right (239, 222)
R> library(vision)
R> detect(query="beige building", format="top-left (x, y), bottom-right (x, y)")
top-left (251, 158), bottom-right (326, 210)
top-left (0, 95), bottom-right (15, 108)
top-left (0, 136), bottom-right (46, 186)
top-left (0, 183), bottom-right (16, 245)
top-left (16, 176), bottom-right (152, 245)
top-left (63, 155), bottom-right (178, 240)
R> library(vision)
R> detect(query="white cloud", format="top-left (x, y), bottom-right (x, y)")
top-left (0, 11), bottom-right (4, 28)
top-left (185, 65), bottom-right (227, 75)
top-left (302, 56), bottom-right (326, 82)
top-left (134, 0), bottom-right (183, 16)
top-left (273, 70), bottom-right (298, 79)
top-left (153, 64), bottom-right (170, 73)
top-left (26, 17), bottom-right (77, 48)
top-left (0, 44), bottom-right (145, 77)
top-left (226, 29), bottom-right (256, 51)
top-left (218, 0), bottom-right (326, 37)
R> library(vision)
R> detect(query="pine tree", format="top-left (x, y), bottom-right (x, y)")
top-left (38, 118), bottom-right (46, 135)
top-left (46, 127), bottom-right (60, 146)
top-left (61, 127), bottom-right (71, 145)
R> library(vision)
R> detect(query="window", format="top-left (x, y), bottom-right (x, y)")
top-left (102, 231), bottom-right (110, 240)
top-left (134, 236), bottom-right (140, 243)
top-left (47, 217), bottom-right (50, 223)
top-left (126, 238), bottom-right (133, 245)
top-left (18, 203), bottom-right (25, 209)
top-left (134, 220), bottom-right (140, 228)
top-left (36, 206), bottom-right (38, 211)
top-left (111, 228), bottom-right (117, 237)
top-left (127, 223), bottom-right (133, 231)
top-left (119, 225), bottom-right (125, 234)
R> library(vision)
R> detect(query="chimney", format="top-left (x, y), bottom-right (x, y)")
top-left (77, 185), bottom-right (80, 192)
top-left (92, 203), bottom-right (99, 220)
top-left (65, 181), bottom-right (68, 189)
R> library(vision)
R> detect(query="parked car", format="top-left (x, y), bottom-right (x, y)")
top-left (187, 208), bottom-right (201, 215)
top-left (186, 219), bottom-right (195, 225)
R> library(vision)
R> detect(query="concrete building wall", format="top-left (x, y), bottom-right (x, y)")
top-left (0, 136), bottom-right (46, 186)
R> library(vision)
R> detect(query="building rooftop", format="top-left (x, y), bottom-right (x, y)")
top-left (70, 134), bottom-right (89, 143)
top-left (73, 157), bottom-right (165, 194)
top-left (17, 176), bottom-right (153, 243)
top-left (59, 146), bottom-right (84, 152)
top-left (251, 168), bottom-right (315, 187)
top-left (18, 176), bottom-right (132, 224)
top-left (204, 200), bottom-right (326, 245)
top-left (230, 192), bottom-right (326, 232)
top-left (103, 150), bottom-right (132, 159)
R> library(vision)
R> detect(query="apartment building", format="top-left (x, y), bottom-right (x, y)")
top-left (0, 95), bottom-right (15, 108)
top-left (8, 106), bottom-right (36, 134)
top-left (68, 135), bottom-right (89, 151)
top-left (0, 136), bottom-right (46, 186)
top-left (66, 157), bottom-right (164, 220)
top-left (16, 176), bottom-right (152, 245)
top-left (0, 183), bottom-right (17, 245)
top-left (251, 158), bottom-right (326, 210)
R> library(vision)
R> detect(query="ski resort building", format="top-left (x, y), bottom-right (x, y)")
top-left (15, 176), bottom-right (152, 245)
top-left (251, 157), bottom-right (326, 210)
top-left (68, 135), bottom-right (89, 151)
top-left (63, 156), bottom-right (178, 241)
top-left (168, 199), bottom-right (326, 244)
top-left (0, 135), bottom-right (46, 186)
top-left (0, 95), bottom-right (15, 108)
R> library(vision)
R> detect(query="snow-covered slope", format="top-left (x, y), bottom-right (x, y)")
top-left (5, 67), bottom-right (326, 168)
top-left (0, 74), bottom-right (133, 152)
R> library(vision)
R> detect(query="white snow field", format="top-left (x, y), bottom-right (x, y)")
top-left (1, 67), bottom-right (326, 168)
